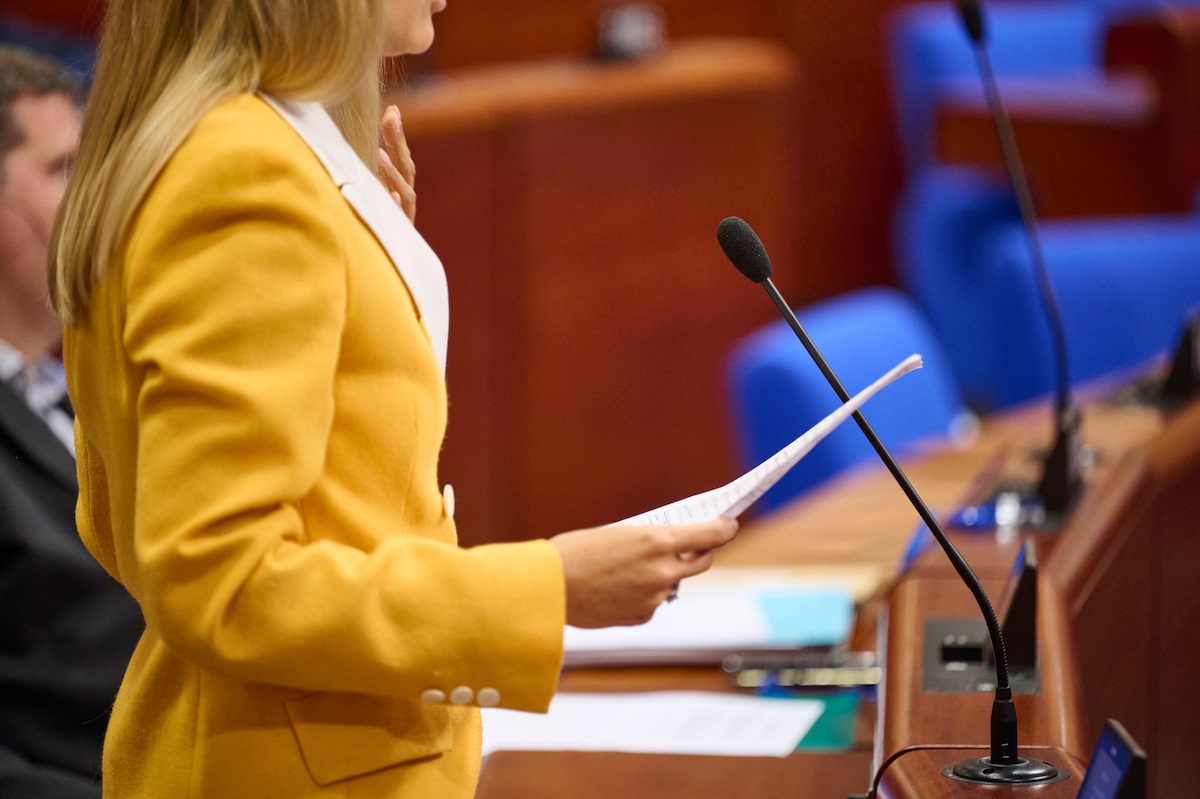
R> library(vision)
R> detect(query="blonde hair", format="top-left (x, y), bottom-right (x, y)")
top-left (49, 0), bottom-right (385, 324)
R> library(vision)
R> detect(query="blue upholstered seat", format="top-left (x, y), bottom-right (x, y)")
top-left (893, 166), bottom-right (1200, 412)
top-left (885, 0), bottom-right (1197, 173)
top-left (888, 1), bottom-right (1103, 173)
top-left (886, 1), bottom-right (1200, 411)
top-left (726, 286), bottom-right (968, 513)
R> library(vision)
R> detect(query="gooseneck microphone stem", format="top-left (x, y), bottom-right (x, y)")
top-left (969, 43), bottom-right (1071, 415)
top-left (717, 215), bottom-right (1062, 783)
top-left (957, 0), bottom-right (1082, 519)
top-left (759, 278), bottom-right (1013, 701)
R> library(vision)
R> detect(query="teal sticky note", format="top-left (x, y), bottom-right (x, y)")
top-left (758, 588), bottom-right (855, 646)
top-left (797, 691), bottom-right (859, 750)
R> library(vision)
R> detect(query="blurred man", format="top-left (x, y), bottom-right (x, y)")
top-left (0, 45), bottom-right (143, 798)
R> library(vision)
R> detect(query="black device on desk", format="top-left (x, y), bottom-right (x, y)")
top-left (1077, 720), bottom-right (1145, 799)
top-left (1159, 310), bottom-right (1200, 405)
top-left (1107, 309), bottom-right (1200, 409)
top-left (924, 538), bottom-right (1039, 694)
top-left (953, 0), bottom-right (1085, 524)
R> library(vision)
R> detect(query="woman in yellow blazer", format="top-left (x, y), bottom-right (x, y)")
top-left (48, 0), bottom-right (737, 797)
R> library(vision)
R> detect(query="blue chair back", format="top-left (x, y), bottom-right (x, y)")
top-left (887, 1), bottom-right (1101, 172)
top-left (885, 0), bottom-right (1200, 173)
top-left (895, 166), bottom-right (1200, 410)
top-left (726, 287), bottom-right (967, 514)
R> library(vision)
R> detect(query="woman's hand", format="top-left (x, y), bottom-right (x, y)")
top-left (549, 518), bottom-right (738, 629)
top-left (378, 104), bottom-right (416, 223)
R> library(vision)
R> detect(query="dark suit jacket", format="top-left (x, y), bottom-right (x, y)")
top-left (0, 380), bottom-right (143, 798)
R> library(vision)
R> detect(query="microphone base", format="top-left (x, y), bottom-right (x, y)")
top-left (944, 756), bottom-right (1068, 785)
top-left (1036, 403), bottom-right (1085, 518)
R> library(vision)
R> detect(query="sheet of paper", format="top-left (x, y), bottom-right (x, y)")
top-left (613, 354), bottom-right (922, 526)
top-left (561, 569), bottom-right (854, 666)
top-left (481, 691), bottom-right (824, 758)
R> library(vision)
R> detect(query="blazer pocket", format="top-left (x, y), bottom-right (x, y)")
top-left (285, 691), bottom-right (453, 786)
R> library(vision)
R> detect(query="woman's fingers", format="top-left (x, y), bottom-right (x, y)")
top-left (671, 518), bottom-right (738, 554)
top-left (550, 518), bottom-right (739, 629)
top-left (378, 105), bottom-right (417, 223)
top-left (381, 106), bottom-right (413, 176)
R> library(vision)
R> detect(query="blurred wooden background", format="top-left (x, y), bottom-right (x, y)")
top-left (10, 0), bottom-right (922, 543)
top-left (390, 1), bottom-right (919, 543)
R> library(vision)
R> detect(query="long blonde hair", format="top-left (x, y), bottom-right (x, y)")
top-left (49, 0), bottom-right (385, 324)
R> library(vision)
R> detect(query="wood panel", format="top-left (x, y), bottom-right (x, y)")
top-left (934, 74), bottom-right (1162, 217)
top-left (1105, 9), bottom-right (1200, 213)
top-left (872, 388), bottom-right (1200, 799)
top-left (415, 0), bottom-right (914, 298)
top-left (846, 381), bottom-right (1170, 798)
top-left (394, 40), bottom-right (801, 542)
top-left (1045, 399), bottom-right (1200, 799)
top-left (419, 0), bottom-right (772, 71)
top-left (400, 108), bottom-right (508, 544)
top-left (477, 750), bottom-right (875, 799)
top-left (880, 575), bottom-right (1087, 761)
top-left (754, 0), bottom-right (912, 296)
top-left (0, 0), bottom-right (104, 34)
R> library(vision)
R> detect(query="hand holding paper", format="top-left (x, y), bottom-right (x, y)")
top-left (550, 354), bottom-right (918, 630)
top-left (613, 354), bottom-right (923, 526)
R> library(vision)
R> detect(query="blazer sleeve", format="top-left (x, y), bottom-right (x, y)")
top-left (116, 108), bottom-right (565, 712)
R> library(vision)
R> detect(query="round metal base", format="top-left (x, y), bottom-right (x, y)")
top-left (943, 756), bottom-right (1069, 785)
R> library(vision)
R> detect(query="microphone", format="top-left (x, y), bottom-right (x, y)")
top-left (717, 215), bottom-right (1062, 786)
top-left (1160, 309), bottom-right (1200, 405)
top-left (955, 0), bottom-right (1083, 519)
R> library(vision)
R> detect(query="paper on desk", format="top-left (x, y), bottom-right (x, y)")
top-left (481, 691), bottom-right (823, 758)
top-left (613, 354), bottom-right (923, 526)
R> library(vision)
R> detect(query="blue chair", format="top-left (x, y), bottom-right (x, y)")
top-left (888, 1), bottom-right (1101, 173)
top-left (726, 286), bottom-right (969, 514)
top-left (894, 166), bottom-right (1200, 411)
top-left (886, 1), bottom-right (1200, 410)
top-left (885, 0), bottom-right (1198, 174)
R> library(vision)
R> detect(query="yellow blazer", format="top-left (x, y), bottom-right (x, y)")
top-left (64, 94), bottom-right (565, 798)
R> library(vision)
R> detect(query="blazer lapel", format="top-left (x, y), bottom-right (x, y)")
top-left (261, 95), bottom-right (450, 374)
top-left (0, 381), bottom-right (76, 490)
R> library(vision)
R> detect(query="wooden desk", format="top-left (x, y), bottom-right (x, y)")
top-left (478, 750), bottom-right (874, 799)
top-left (719, 395), bottom-right (1162, 575)
top-left (870, 388), bottom-right (1200, 798)
top-left (478, 382), bottom-right (1184, 797)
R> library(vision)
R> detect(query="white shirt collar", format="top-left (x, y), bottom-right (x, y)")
top-left (0, 338), bottom-right (22, 383)
top-left (260, 94), bottom-right (451, 374)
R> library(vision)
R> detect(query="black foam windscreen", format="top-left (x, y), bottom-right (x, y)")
top-left (716, 216), bottom-right (772, 284)
top-left (957, 1), bottom-right (986, 44)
